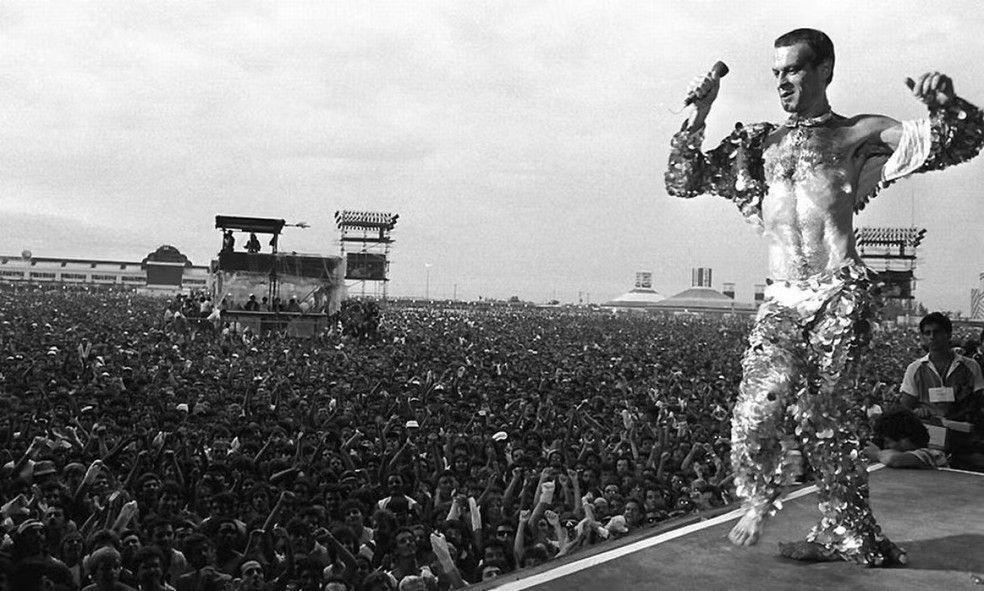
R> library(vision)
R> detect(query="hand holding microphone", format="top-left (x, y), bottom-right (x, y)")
top-left (685, 61), bottom-right (729, 106)
top-left (682, 61), bottom-right (729, 127)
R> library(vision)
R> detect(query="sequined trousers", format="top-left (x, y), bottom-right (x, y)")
top-left (731, 262), bottom-right (887, 564)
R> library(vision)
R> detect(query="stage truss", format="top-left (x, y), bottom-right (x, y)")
top-left (856, 226), bottom-right (926, 314)
top-left (335, 210), bottom-right (398, 299)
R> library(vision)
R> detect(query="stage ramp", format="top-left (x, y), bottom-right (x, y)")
top-left (484, 467), bottom-right (984, 591)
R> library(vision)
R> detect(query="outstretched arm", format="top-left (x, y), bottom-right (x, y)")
top-left (870, 73), bottom-right (984, 204)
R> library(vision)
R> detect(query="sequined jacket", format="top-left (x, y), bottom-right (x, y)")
top-left (665, 98), bottom-right (984, 224)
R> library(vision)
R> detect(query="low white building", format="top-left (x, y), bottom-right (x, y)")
top-left (0, 245), bottom-right (208, 293)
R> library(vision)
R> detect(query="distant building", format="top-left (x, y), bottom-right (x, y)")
top-left (601, 270), bottom-right (667, 311)
top-left (601, 269), bottom-right (758, 317)
top-left (692, 267), bottom-right (713, 288)
top-left (602, 287), bottom-right (667, 311)
top-left (0, 245), bottom-right (208, 292)
top-left (651, 286), bottom-right (758, 317)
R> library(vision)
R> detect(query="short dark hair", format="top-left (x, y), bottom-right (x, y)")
top-left (481, 559), bottom-right (508, 575)
top-left (88, 529), bottom-right (121, 551)
top-left (393, 526), bottom-right (416, 542)
top-left (160, 480), bottom-right (183, 497)
top-left (295, 557), bottom-right (323, 577)
top-left (285, 518), bottom-right (311, 537)
top-left (361, 571), bottom-right (396, 591)
top-left (919, 312), bottom-right (953, 335)
top-left (297, 506), bottom-right (324, 522)
top-left (340, 499), bottom-right (365, 516)
top-left (522, 543), bottom-right (550, 563)
top-left (145, 516), bottom-right (174, 534)
top-left (133, 545), bottom-right (164, 571)
top-left (482, 538), bottom-right (507, 557)
top-left (874, 408), bottom-right (930, 449)
top-left (181, 533), bottom-right (212, 555)
top-left (774, 28), bottom-right (835, 84)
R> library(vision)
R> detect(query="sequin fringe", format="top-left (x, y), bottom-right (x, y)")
top-left (731, 264), bottom-right (890, 565)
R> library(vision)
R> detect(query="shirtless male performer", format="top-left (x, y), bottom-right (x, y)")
top-left (665, 28), bottom-right (984, 566)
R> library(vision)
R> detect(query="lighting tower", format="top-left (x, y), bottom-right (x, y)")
top-left (856, 226), bottom-right (927, 314)
top-left (334, 211), bottom-right (399, 299)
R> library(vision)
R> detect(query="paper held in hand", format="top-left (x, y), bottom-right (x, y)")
top-left (940, 419), bottom-right (973, 433)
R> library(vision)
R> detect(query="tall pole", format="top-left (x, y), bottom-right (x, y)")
top-left (425, 263), bottom-right (432, 300)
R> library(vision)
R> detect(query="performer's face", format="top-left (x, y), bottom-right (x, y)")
top-left (773, 42), bottom-right (829, 114)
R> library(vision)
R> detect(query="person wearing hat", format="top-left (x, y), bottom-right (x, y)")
top-left (10, 519), bottom-right (76, 590)
top-left (32, 459), bottom-right (58, 483)
top-left (62, 462), bottom-right (87, 493)
top-left (3, 435), bottom-right (48, 482)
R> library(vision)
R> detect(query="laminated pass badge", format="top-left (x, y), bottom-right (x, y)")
top-left (928, 386), bottom-right (956, 404)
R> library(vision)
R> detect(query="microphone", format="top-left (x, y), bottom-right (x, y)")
top-left (683, 61), bottom-right (730, 106)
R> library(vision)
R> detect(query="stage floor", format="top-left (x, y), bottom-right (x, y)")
top-left (487, 467), bottom-right (984, 591)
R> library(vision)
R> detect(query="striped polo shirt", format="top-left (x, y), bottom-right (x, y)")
top-left (900, 353), bottom-right (984, 417)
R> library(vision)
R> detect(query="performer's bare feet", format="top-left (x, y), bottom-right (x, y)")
top-left (729, 510), bottom-right (767, 546)
top-left (778, 539), bottom-right (908, 567)
top-left (778, 541), bottom-right (838, 562)
top-left (875, 539), bottom-right (908, 567)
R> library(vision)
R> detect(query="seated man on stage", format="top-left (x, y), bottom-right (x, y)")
top-left (666, 28), bottom-right (984, 565)
top-left (865, 408), bottom-right (948, 469)
top-left (900, 312), bottom-right (984, 471)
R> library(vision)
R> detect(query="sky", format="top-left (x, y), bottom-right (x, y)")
top-left (2, 1), bottom-right (983, 312)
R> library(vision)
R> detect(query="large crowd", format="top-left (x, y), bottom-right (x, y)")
top-left (0, 284), bottom-right (975, 591)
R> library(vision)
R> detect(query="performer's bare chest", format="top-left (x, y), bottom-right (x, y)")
top-left (758, 127), bottom-right (867, 273)
top-left (762, 127), bottom-right (860, 189)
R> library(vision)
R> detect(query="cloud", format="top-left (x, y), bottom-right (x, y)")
top-left (1, 1), bottom-right (983, 308)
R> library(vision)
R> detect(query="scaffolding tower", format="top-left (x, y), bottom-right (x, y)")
top-left (334, 210), bottom-right (399, 299)
top-left (856, 226), bottom-right (927, 314)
